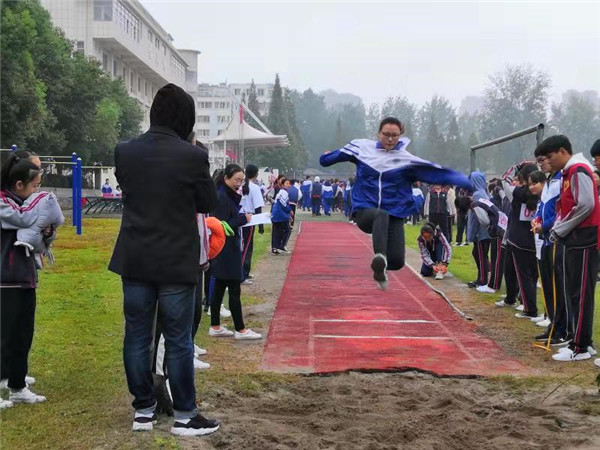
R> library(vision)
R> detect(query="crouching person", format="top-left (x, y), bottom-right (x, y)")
top-left (418, 223), bottom-right (452, 280)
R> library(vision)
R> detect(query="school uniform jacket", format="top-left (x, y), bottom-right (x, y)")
top-left (418, 230), bottom-right (452, 266)
top-left (320, 138), bottom-right (472, 219)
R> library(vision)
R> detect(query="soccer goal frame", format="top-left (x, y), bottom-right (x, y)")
top-left (470, 123), bottom-right (545, 173)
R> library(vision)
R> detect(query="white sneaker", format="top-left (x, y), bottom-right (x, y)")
top-left (435, 272), bottom-right (444, 280)
top-left (0, 375), bottom-right (35, 389)
top-left (209, 326), bottom-right (234, 337)
top-left (595, 358), bottom-right (600, 368)
top-left (234, 329), bottom-right (262, 340)
top-left (515, 312), bottom-right (535, 319)
top-left (558, 346), bottom-right (597, 356)
top-left (220, 305), bottom-right (232, 318)
top-left (495, 299), bottom-right (514, 307)
top-left (9, 387), bottom-right (46, 404)
top-left (0, 397), bottom-right (14, 409)
top-left (530, 315), bottom-right (546, 323)
top-left (552, 348), bottom-right (591, 362)
top-left (515, 304), bottom-right (525, 312)
top-left (476, 285), bottom-right (496, 294)
top-left (194, 345), bottom-right (207, 357)
top-left (536, 318), bottom-right (551, 327)
top-left (193, 358), bottom-right (211, 370)
top-left (241, 279), bottom-right (253, 285)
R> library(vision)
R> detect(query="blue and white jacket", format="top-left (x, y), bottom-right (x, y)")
top-left (320, 138), bottom-right (472, 218)
top-left (271, 188), bottom-right (291, 223)
top-left (534, 171), bottom-right (561, 246)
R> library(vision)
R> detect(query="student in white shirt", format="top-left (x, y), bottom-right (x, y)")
top-left (240, 165), bottom-right (265, 284)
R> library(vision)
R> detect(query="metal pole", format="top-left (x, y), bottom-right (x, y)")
top-left (76, 158), bottom-right (82, 235)
top-left (470, 150), bottom-right (476, 174)
top-left (536, 125), bottom-right (545, 148)
top-left (72, 153), bottom-right (77, 226)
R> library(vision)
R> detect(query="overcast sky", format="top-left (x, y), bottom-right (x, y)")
top-left (140, 0), bottom-right (600, 109)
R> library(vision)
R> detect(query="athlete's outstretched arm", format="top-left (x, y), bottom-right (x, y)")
top-left (320, 143), bottom-right (359, 167)
top-left (410, 164), bottom-right (473, 191)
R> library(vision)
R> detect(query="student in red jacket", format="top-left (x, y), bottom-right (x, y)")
top-left (536, 136), bottom-right (600, 362)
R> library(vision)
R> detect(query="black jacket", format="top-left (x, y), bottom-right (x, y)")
top-left (108, 126), bottom-right (216, 284)
top-left (209, 185), bottom-right (248, 281)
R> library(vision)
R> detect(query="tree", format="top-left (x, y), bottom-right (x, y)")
top-left (446, 114), bottom-right (468, 170)
top-left (295, 88), bottom-right (335, 167)
top-left (365, 103), bottom-right (381, 138)
top-left (550, 94), bottom-right (600, 154)
top-left (245, 79), bottom-right (262, 129)
top-left (481, 64), bottom-right (551, 170)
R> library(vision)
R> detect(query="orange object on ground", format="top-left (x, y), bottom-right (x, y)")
top-left (205, 217), bottom-right (226, 259)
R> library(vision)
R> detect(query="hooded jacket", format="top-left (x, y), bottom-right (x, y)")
top-left (108, 83), bottom-right (217, 284)
top-left (467, 172), bottom-right (491, 242)
top-left (320, 138), bottom-right (472, 218)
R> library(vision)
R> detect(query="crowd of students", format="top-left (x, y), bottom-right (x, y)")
top-left (298, 176), bottom-right (353, 217)
top-left (414, 136), bottom-right (600, 365)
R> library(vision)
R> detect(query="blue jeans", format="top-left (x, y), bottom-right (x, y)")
top-left (122, 279), bottom-right (197, 419)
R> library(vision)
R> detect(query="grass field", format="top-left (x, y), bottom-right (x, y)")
top-left (404, 223), bottom-right (600, 347)
top-left (0, 218), bottom-right (276, 449)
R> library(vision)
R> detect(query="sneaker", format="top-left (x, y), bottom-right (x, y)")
top-left (209, 326), bottom-right (234, 337)
top-left (536, 318), bottom-right (551, 327)
top-left (9, 387), bottom-right (46, 404)
top-left (0, 397), bottom-right (14, 409)
top-left (247, 274), bottom-right (255, 280)
top-left (171, 414), bottom-right (221, 436)
top-left (279, 248), bottom-right (290, 254)
top-left (530, 315), bottom-right (546, 323)
top-left (595, 358), bottom-right (600, 368)
top-left (467, 281), bottom-right (479, 288)
top-left (550, 337), bottom-right (572, 347)
top-left (476, 285), bottom-right (496, 294)
top-left (132, 411), bottom-right (157, 431)
top-left (371, 253), bottom-right (388, 290)
top-left (194, 345), bottom-right (207, 357)
top-left (271, 249), bottom-right (281, 255)
top-left (495, 299), bottom-right (515, 307)
top-left (558, 345), bottom-right (597, 356)
top-left (220, 305), bottom-right (232, 318)
top-left (435, 272), bottom-right (444, 280)
top-left (0, 375), bottom-right (35, 389)
top-left (234, 329), bottom-right (262, 340)
top-left (552, 348), bottom-right (591, 362)
top-left (515, 304), bottom-right (525, 312)
top-left (453, 242), bottom-right (460, 247)
top-left (535, 332), bottom-right (550, 342)
top-left (515, 312), bottom-right (537, 319)
top-left (241, 279), bottom-right (253, 286)
top-left (194, 358), bottom-right (211, 370)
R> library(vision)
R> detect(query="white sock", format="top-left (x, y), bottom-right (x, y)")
top-left (177, 418), bottom-right (191, 424)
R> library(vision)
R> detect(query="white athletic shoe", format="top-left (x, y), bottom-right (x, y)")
top-left (371, 253), bottom-right (388, 290)
top-left (209, 326), bottom-right (234, 337)
top-left (476, 285), bottom-right (496, 294)
top-left (193, 358), bottom-right (211, 370)
top-left (595, 358), bottom-right (600, 368)
top-left (515, 312), bottom-right (536, 319)
top-left (435, 272), bottom-right (444, 280)
top-left (530, 315), bottom-right (546, 323)
top-left (241, 279), bottom-right (253, 286)
top-left (535, 318), bottom-right (551, 328)
top-left (132, 411), bottom-right (157, 431)
top-left (194, 345), bottom-right (207, 357)
top-left (558, 345), bottom-right (597, 356)
top-left (552, 348), bottom-right (591, 362)
top-left (515, 304), bottom-right (525, 312)
top-left (234, 329), bottom-right (262, 340)
top-left (9, 387), bottom-right (46, 404)
top-left (220, 305), bottom-right (232, 318)
top-left (0, 397), bottom-right (14, 409)
top-left (495, 299), bottom-right (515, 307)
top-left (0, 375), bottom-right (35, 389)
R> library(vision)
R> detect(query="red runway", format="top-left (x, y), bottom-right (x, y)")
top-left (262, 222), bottom-right (527, 376)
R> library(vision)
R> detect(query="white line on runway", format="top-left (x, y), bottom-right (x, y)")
top-left (314, 335), bottom-right (452, 340)
top-left (312, 319), bottom-right (435, 324)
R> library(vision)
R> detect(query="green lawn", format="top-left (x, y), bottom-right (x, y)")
top-left (404, 223), bottom-right (600, 347)
top-left (0, 219), bottom-right (274, 449)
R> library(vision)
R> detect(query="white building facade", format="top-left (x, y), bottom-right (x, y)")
top-left (41, 0), bottom-right (198, 130)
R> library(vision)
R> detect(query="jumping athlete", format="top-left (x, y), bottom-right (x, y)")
top-left (320, 117), bottom-right (472, 289)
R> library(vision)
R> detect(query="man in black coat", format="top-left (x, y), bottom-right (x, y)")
top-left (108, 84), bottom-right (220, 436)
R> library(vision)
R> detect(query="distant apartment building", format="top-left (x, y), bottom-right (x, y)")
top-left (41, 0), bottom-right (199, 130)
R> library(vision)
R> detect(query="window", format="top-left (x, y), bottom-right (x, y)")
top-left (198, 102), bottom-right (213, 109)
top-left (155, 37), bottom-right (160, 48)
top-left (198, 130), bottom-right (210, 137)
top-left (138, 76), bottom-right (141, 92)
top-left (76, 41), bottom-right (85, 53)
top-left (113, 59), bottom-right (118, 77)
top-left (114, 1), bottom-right (141, 40)
top-left (198, 116), bottom-right (210, 123)
top-left (217, 130), bottom-right (224, 136)
top-left (102, 53), bottom-right (108, 71)
top-left (94, 0), bottom-right (113, 21)
top-left (130, 72), bottom-right (134, 92)
top-left (217, 115), bottom-right (230, 123)
top-left (170, 55), bottom-right (185, 79)
top-left (258, 88), bottom-right (264, 96)
top-left (234, 89), bottom-right (241, 95)
top-left (145, 81), bottom-right (148, 97)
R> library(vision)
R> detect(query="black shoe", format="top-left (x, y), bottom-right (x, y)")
top-left (535, 332), bottom-right (550, 342)
top-left (550, 336), bottom-right (571, 347)
top-left (171, 414), bottom-right (221, 436)
top-left (467, 281), bottom-right (480, 289)
top-left (133, 412), bottom-right (157, 431)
